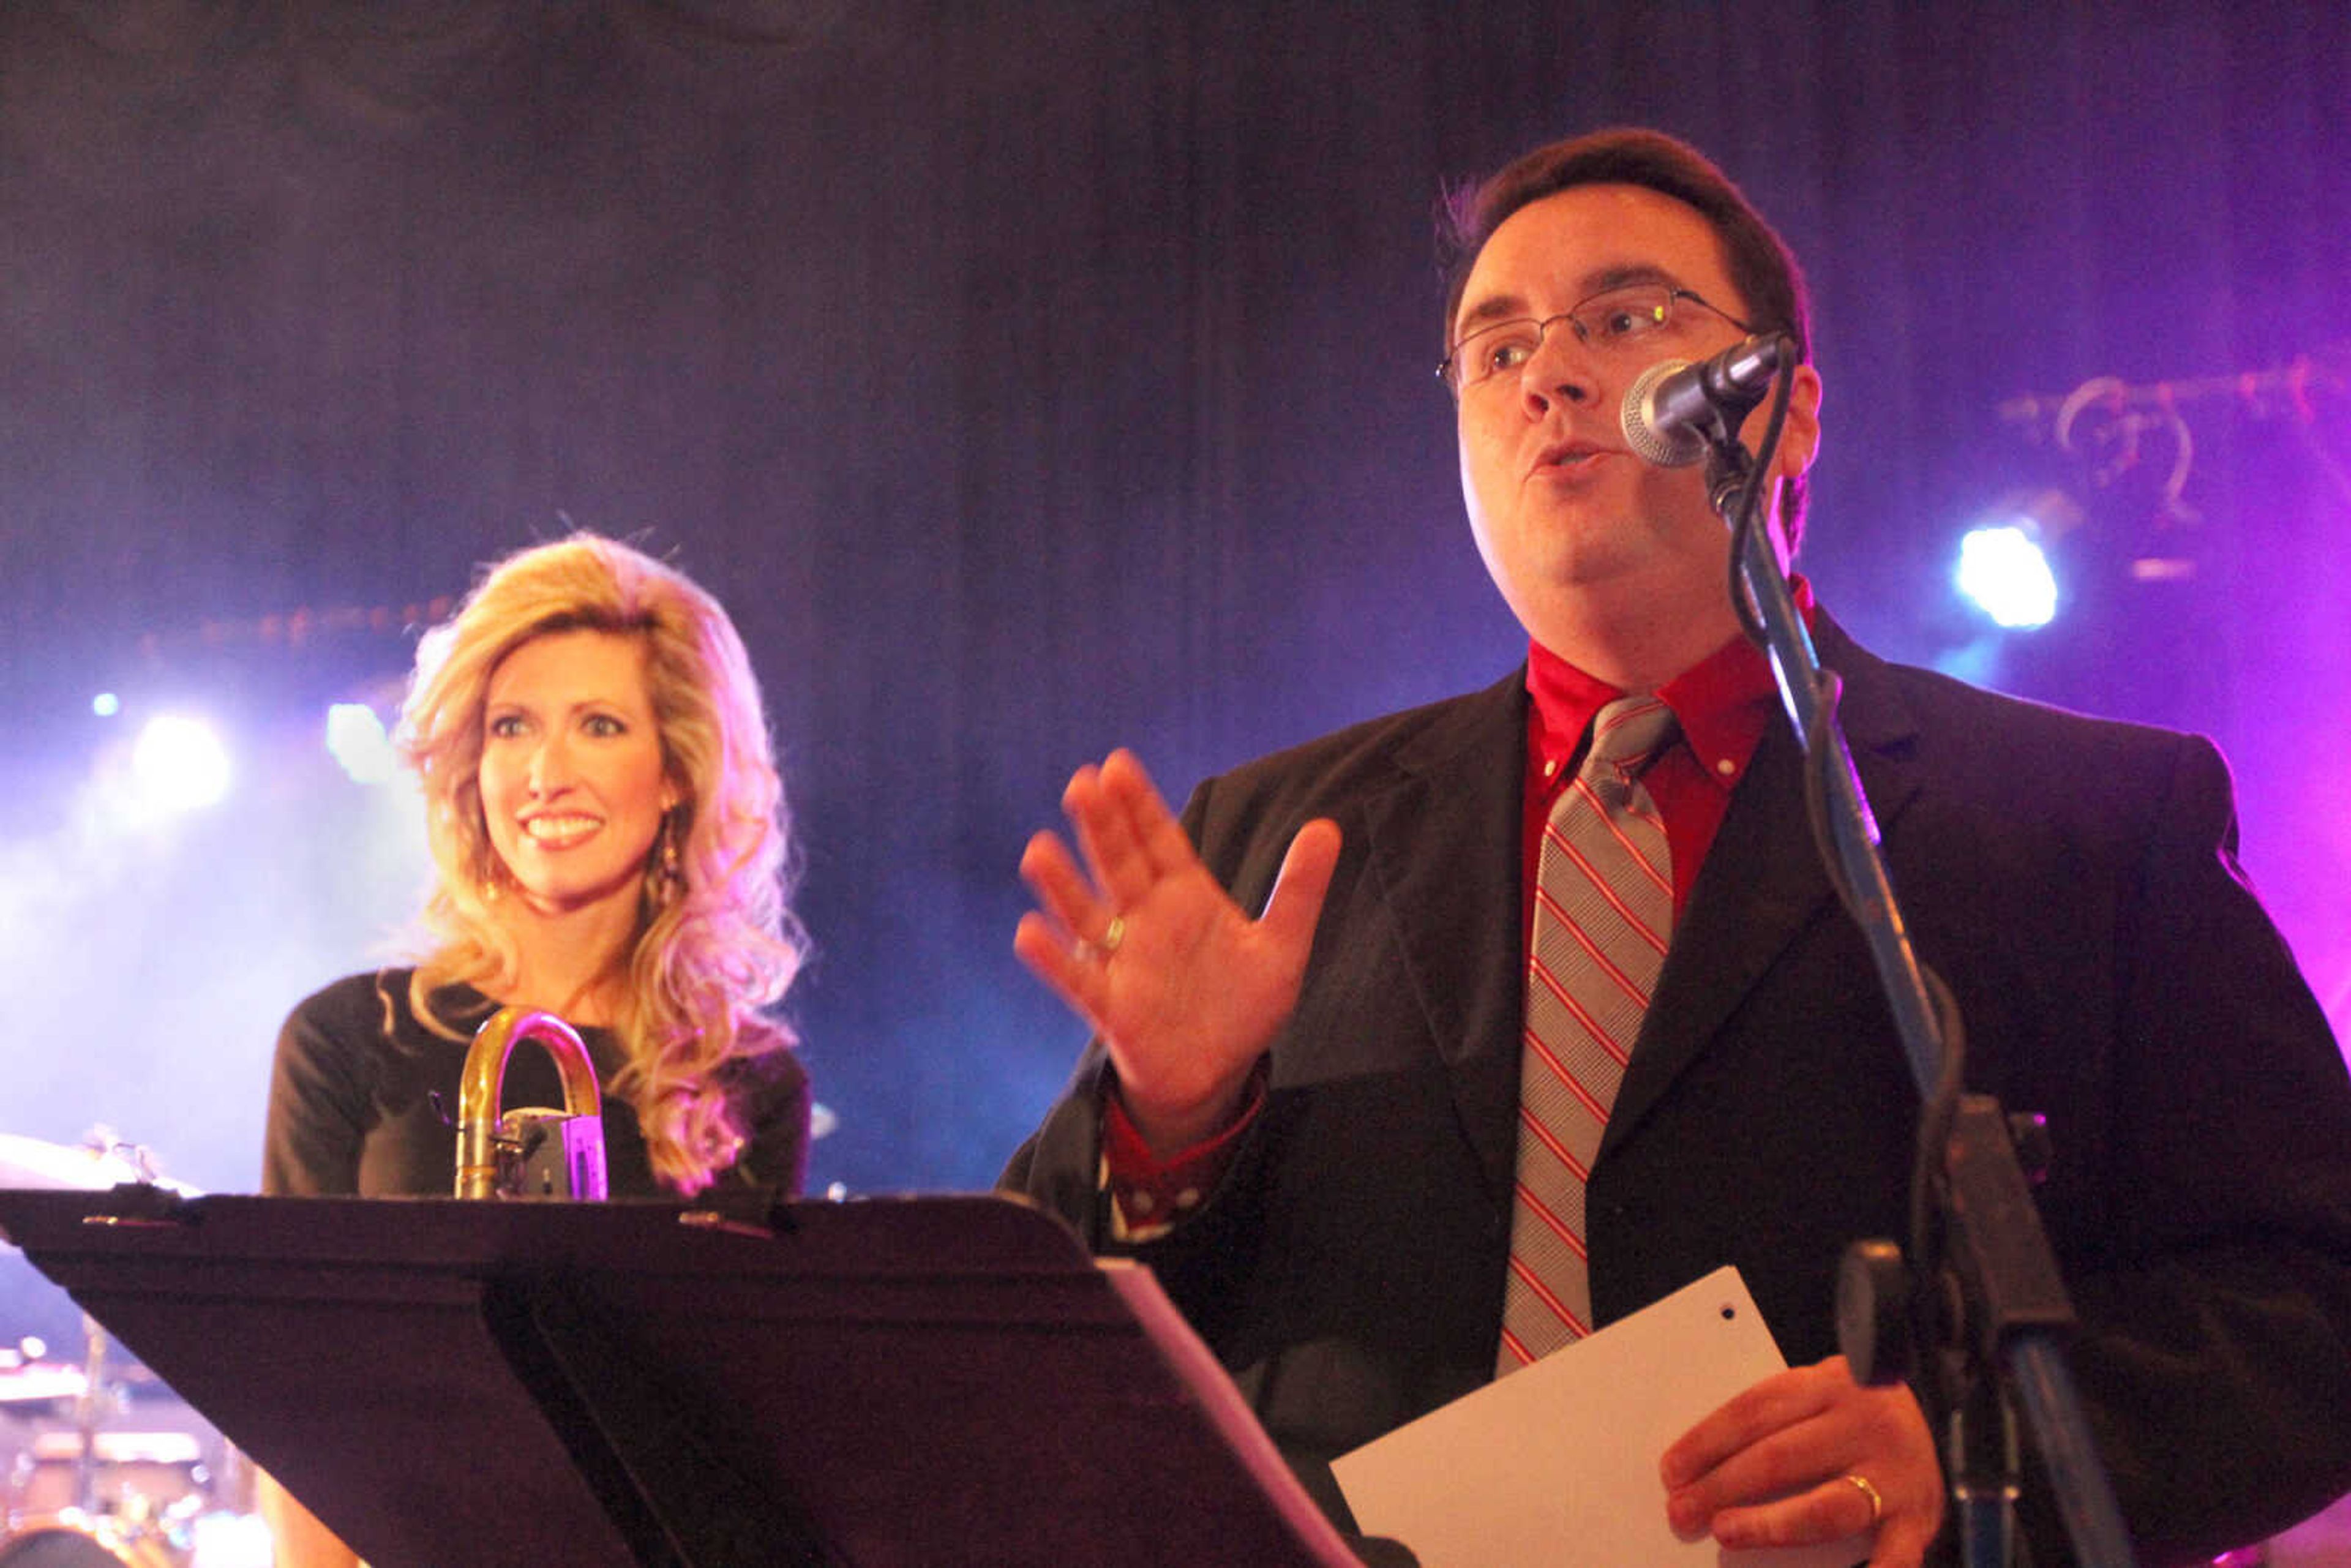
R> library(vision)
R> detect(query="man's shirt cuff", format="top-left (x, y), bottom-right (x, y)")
top-left (1098, 1060), bottom-right (1267, 1242)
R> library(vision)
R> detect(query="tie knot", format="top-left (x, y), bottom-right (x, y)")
top-left (1579, 697), bottom-right (1678, 794)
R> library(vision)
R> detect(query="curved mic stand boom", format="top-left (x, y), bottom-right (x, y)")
top-left (1700, 344), bottom-right (2137, 1568)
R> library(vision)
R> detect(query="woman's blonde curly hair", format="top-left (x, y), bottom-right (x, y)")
top-left (397, 533), bottom-right (804, 1193)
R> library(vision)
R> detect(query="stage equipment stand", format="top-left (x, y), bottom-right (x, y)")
top-left (1701, 356), bottom-right (2139, 1568)
top-left (0, 1184), bottom-right (1368, 1568)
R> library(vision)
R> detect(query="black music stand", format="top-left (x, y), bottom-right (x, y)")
top-left (0, 1186), bottom-right (1365, 1567)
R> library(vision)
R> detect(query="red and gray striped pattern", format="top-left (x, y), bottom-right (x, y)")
top-left (1498, 695), bottom-right (1677, 1371)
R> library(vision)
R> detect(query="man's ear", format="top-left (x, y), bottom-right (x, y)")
top-left (1747, 362), bottom-right (1821, 569)
top-left (1774, 361), bottom-right (1823, 484)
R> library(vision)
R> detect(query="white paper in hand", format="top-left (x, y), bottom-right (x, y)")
top-left (1331, 1267), bottom-right (1868, 1568)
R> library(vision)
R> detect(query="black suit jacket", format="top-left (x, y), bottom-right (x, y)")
top-left (1005, 615), bottom-right (2351, 1566)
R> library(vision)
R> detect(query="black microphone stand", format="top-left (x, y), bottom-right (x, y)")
top-left (1693, 353), bottom-right (2139, 1568)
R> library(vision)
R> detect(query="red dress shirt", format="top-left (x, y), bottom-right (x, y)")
top-left (1102, 585), bottom-right (1812, 1237)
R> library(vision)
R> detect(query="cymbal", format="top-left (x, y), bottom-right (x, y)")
top-left (0, 1133), bottom-right (197, 1195)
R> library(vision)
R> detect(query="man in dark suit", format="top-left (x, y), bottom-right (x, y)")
top-left (1003, 127), bottom-right (2351, 1567)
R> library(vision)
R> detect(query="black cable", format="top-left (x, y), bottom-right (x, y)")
top-left (1725, 337), bottom-right (1799, 650)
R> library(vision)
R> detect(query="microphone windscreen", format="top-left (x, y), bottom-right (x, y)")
top-left (1621, 359), bottom-right (1708, 468)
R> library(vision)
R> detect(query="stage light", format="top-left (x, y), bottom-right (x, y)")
top-left (1954, 489), bottom-right (2085, 631)
top-left (92, 692), bottom-right (120, 718)
top-left (189, 1507), bottom-right (276, 1568)
top-left (130, 715), bottom-right (231, 814)
top-left (1956, 525), bottom-right (2060, 629)
top-left (326, 702), bottom-right (398, 785)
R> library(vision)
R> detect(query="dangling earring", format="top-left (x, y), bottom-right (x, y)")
top-left (649, 811), bottom-right (685, 906)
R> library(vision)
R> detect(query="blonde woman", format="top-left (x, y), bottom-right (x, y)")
top-left (257, 535), bottom-right (811, 1566)
top-left (264, 533), bottom-right (811, 1198)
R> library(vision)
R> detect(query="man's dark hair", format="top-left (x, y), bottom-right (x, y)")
top-left (1438, 127), bottom-right (1815, 545)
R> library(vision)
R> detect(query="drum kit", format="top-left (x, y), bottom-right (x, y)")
top-left (0, 1135), bottom-right (269, 1568)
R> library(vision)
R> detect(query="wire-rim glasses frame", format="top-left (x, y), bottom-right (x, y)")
top-left (1438, 283), bottom-right (1756, 396)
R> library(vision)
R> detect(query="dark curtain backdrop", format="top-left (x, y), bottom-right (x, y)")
top-left (2, 0), bottom-right (2345, 1197)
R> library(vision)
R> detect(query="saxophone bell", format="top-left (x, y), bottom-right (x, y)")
top-left (454, 1007), bottom-right (610, 1200)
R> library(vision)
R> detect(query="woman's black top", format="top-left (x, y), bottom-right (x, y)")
top-left (263, 969), bottom-right (809, 1198)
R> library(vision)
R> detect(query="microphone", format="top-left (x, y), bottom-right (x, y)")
top-left (1620, 335), bottom-right (1790, 468)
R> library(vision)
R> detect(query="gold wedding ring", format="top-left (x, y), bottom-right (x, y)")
top-left (1098, 914), bottom-right (1126, 956)
top-left (1842, 1472), bottom-right (1884, 1527)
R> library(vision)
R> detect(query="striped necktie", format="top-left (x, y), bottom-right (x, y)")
top-left (1498, 694), bottom-right (1678, 1371)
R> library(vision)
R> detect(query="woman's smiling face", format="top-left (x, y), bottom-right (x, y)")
top-left (478, 627), bottom-right (674, 921)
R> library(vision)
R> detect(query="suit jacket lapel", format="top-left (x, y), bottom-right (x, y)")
top-left (1602, 614), bottom-right (1925, 1153)
top-left (1355, 670), bottom-right (1530, 1210)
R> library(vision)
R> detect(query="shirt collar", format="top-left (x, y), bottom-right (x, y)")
top-left (1524, 576), bottom-right (1815, 792)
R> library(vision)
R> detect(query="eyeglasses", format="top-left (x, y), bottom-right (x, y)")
top-left (1437, 283), bottom-right (1755, 394)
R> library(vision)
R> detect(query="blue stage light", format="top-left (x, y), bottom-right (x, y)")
top-left (131, 715), bottom-right (232, 812)
top-left (325, 702), bottom-right (398, 786)
top-left (1956, 524), bottom-right (2060, 629)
